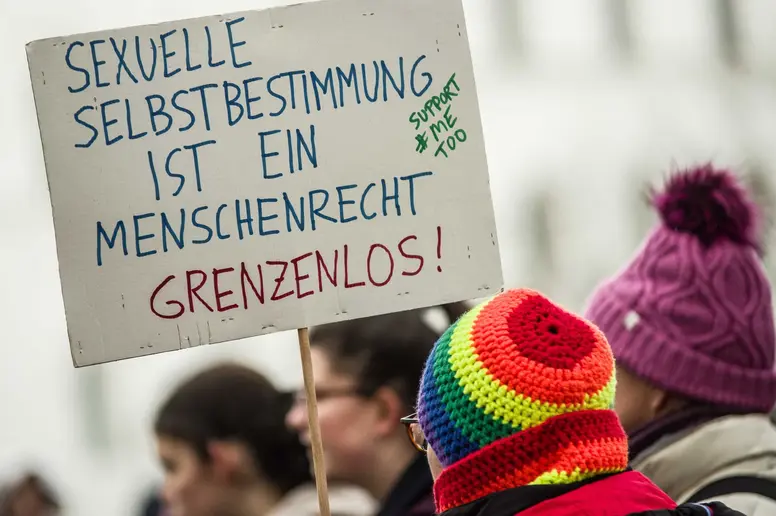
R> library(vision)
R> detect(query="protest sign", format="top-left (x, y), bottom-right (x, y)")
top-left (26, 0), bottom-right (503, 368)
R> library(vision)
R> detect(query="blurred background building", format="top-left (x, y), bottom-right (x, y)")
top-left (2, 0), bottom-right (776, 514)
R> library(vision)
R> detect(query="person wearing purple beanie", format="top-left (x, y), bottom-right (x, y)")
top-left (585, 164), bottom-right (776, 515)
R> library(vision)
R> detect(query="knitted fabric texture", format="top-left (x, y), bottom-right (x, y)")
top-left (584, 165), bottom-right (776, 412)
top-left (417, 289), bottom-right (628, 512)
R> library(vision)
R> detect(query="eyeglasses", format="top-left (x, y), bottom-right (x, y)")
top-left (292, 386), bottom-right (362, 404)
top-left (400, 413), bottom-right (427, 454)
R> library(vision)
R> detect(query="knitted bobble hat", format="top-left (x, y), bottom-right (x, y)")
top-left (417, 289), bottom-right (629, 513)
top-left (585, 165), bottom-right (776, 412)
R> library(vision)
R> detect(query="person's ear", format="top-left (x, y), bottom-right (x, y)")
top-left (652, 388), bottom-right (689, 419)
top-left (371, 386), bottom-right (405, 437)
top-left (649, 386), bottom-right (677, 419)
top-left (207, 441), bottom-right (253, 485)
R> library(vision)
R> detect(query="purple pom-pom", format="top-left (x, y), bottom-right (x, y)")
top-left (651, 164), bottom-right (761, 251)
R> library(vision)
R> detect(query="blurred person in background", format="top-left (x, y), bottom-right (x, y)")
top-left (0, 472), bottom-right (60, 516)
top-left (286, 303), bottom-right (467, 516)
top-left (154, 363), bottom-right (373, 516)
top-left (137, 488), bottom-right (165, 516)
top-left (405, 288), bottom-right (743, 515)
top-left (585, 165), bottom-right (776, 513)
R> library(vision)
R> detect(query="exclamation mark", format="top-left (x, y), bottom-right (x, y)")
top-left (436, 226), bottom-right (443, 272)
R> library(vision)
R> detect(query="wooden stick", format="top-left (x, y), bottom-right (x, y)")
top-left (297, 327), bottom-right (331, 516)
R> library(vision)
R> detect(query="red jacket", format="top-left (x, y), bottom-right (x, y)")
top-left (437, 471), bottom-right (743, 516)
top-left (519, 471), bottom-right (674, 515)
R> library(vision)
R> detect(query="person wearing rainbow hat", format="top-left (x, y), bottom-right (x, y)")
top-left (401, 288), bottom-right (743, 515)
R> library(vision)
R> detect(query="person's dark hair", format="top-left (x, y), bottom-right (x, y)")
top-left (0, 472), bottom-right (60, 516)
top-left (154, 364), bottom-right (310, 495)
top-left (311, 303), bottom-right (468, 410)
top-left (137, 488), bottom-right (164, 516)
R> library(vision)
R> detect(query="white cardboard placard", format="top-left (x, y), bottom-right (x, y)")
top-left (27, 0), bottom-right (503, 367)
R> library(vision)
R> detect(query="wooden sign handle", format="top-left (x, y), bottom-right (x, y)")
top-left (297, 327), bottom-right (331, 516)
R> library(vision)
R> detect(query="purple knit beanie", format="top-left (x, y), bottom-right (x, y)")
top-left (584, 164), bottom-right (776, 412)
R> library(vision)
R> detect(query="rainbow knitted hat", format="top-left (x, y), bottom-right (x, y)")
top-left (417, 289), bottom-right (629, 512)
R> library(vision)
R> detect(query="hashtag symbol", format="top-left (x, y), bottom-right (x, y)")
top-left (415, 131), bottom-right (429, 153)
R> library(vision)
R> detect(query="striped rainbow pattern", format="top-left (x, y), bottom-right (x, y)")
top-left (417, 289), bottom-right (628, 511)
